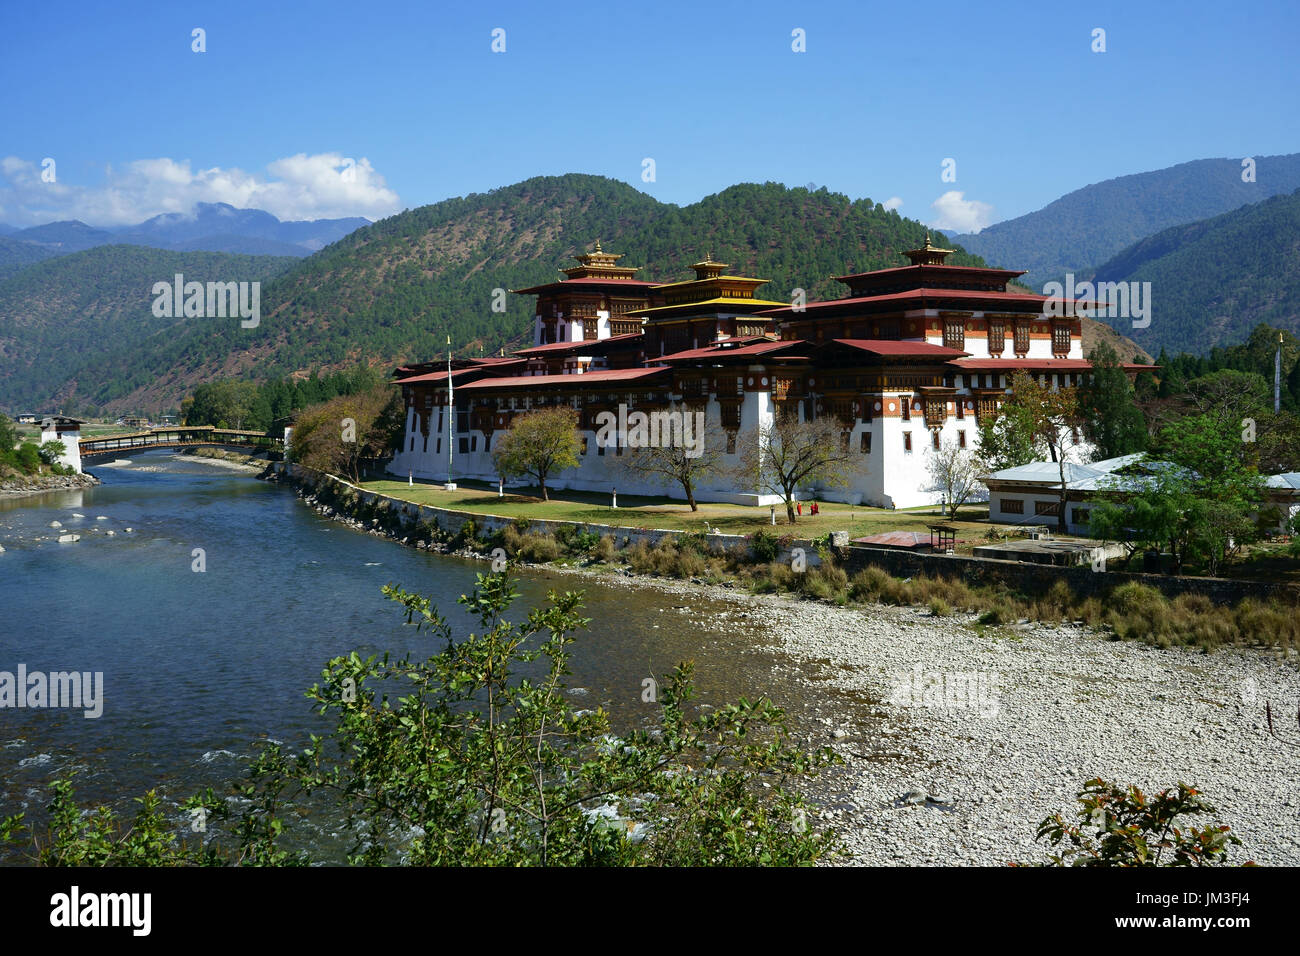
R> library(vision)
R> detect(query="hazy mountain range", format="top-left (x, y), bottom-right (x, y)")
top-left (0, 203), bottom-right (370, 279)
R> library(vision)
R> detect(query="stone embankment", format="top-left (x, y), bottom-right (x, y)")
top-left (0, 471), bottom-right (99, 498)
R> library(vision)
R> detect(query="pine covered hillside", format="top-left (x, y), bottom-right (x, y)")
top-left (0, 236), bottom-right (62, 281)
top-left (1088, 188), bottom-right (1300, 356)
top-left (954, 154), bottom-right (1300, 289)
top-left (9, 174), bottom-right (999, 415)
top-left (0, 246), bottom-right (297, 412)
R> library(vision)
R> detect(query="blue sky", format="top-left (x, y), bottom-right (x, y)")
top-left (2, 0), bottom-right (1297, 232)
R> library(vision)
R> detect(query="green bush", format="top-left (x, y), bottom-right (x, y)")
top-left (1030, 778), bottom-right (1251, 867)
top-left (4, 577), bottom-right (844, 866)
top-left (750, 530), bottom-right (779, 563)
top-left (15, 442), bottom-right (40, 473)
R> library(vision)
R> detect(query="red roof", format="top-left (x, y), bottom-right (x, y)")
top-left (513, 333), bottom-right (643, 356)
top-left (456, 367), bottom-right (670, 391)
top-left (760, 288), bottom-right (1106, 315)
top-left (394, 359), bottom-right (526, 385)
top-left (822, 339), bottom-right (969, 358)
top-left (652, 338), bottom-right (808, 363)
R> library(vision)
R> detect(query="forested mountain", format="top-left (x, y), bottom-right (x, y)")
top-left (1088, 188), bottom-right (1300, 355)
top-left (954, 154), bottom-right (1300, 289)
top-left (0, 236), bottom-right (62, 281)
top-left (0, 246), bottom-right (296, 413)
top-left (3, 175), bottom-right (998, 415)
top-left (0, 174), bottom-right (1153, 417)
top-left (0, 203), bottom-right (369, 274)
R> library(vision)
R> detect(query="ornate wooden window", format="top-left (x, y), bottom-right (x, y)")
top-left (860, 431), bottom-right (872, 453)
top-left (1001, 498), bottom-right (1023, 514)
top-left (726, 431), bottom-right (736, 455)
top-left (943, 316), bottom-right (966, 351)
top-left (903, 431), bottom-right (912, 453)
top-left (931, 430), bottom-right (941, 450)
top-left (900, 396), bottom-right (911, 421)
top-left (1034, 500), bottom-right (1060, 516)
top-left (1052, 321), bottom-right (1071, 356)
top-left (1013, 319), bottom-right (1031, 356)
top-left (679, 377), bottom-right (705, 399)
top-left (830, 399), bottom-right (855, 424)
top-left (923, 398), bottom-right (946, 428)
top-left (958, 430), bottom-right (967, 449)
top-left (987, 317), bottom-right (1005, 355)
top-left (720, 401), bottom-right (741, 429)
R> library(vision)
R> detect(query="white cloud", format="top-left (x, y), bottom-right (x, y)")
top-left (881, 196), bottom-right (903, 212)
top-left (928, 190), bottom-right (994, 233)
top-left (0, 153), bottom-right (402, 227)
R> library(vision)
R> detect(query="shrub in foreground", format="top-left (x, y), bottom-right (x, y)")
top-left (2, 573), bottom-right (840, 867)
top-left (1029, 778), bottom-right (1252, 867)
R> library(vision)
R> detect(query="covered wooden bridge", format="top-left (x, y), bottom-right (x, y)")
top-left (78, 425), bottom-right (280, 460)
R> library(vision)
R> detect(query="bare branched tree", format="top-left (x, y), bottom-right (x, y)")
top-left (734, 408), bottom-right (860, 523)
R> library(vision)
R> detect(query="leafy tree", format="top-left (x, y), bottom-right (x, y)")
top-left (616, 411), bottom-right (726, 511)
top-left (289, 386), bottom-right (402, 482)
top-left (493, 407), bottom-right (581, 501)
top-left (735, 410), bottom-right (858, 523)
top-left (1090, 415), bottom-right (1267, 574)
top-left (926, 438), bottom-right (982, 518)
top-left (15, 442), bottom-right (40, 473)
top-left (984, 371), bottom-right (1086, 531)
top-left (184, 380), bottom-right (263, 430)
top-left (1078, 342), bottom-right (1147, 460)
top-left (1031, 778), bottom-right (1251, 867)
top-left (0, 414), bottom-right (17, 467)
top-left (37, 440), bottom-right (67, 466)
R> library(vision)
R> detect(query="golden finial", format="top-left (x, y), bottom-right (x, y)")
top-left (594, 238), bottom-right (602, 253)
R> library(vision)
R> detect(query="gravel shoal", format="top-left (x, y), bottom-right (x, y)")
top-left (553, 569), bottom-right (1300, 867)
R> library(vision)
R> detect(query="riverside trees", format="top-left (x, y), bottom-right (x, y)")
top-left (492, 406), bottom-right (581, 502)
top-left (288, 386), bottom-right (404, 482)
top-left (734, 410), bottom-right (857, 523)
top-left (979, 370), bottom-right (1087, 533)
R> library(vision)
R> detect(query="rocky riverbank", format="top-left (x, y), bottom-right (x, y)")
top-left (0, 471), bottom-right (99, 498)
top-left (554, 571), bottom-right (1300, 867)
top-left (288, 473), bottom-right (1300, 866)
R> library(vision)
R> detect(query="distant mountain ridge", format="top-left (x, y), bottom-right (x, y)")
top-left (954, 153), bottom-right (1300, 289)
top-left (1087, 187), bottom-right (1300, 355)
top-left (0, 202), bottom-right (370, 274)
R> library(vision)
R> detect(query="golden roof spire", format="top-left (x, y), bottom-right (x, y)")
top-left (904, 232), bottom-right (954, 266)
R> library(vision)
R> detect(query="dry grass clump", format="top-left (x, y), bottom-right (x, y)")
top-left (501, 524), bottom-right (562, 563)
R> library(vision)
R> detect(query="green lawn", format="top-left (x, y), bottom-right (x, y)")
top-left (358, 477), bottom-right (1010, 551)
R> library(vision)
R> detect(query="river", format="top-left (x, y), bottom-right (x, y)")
top-left (0, 452), bottom-right (818, 861)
